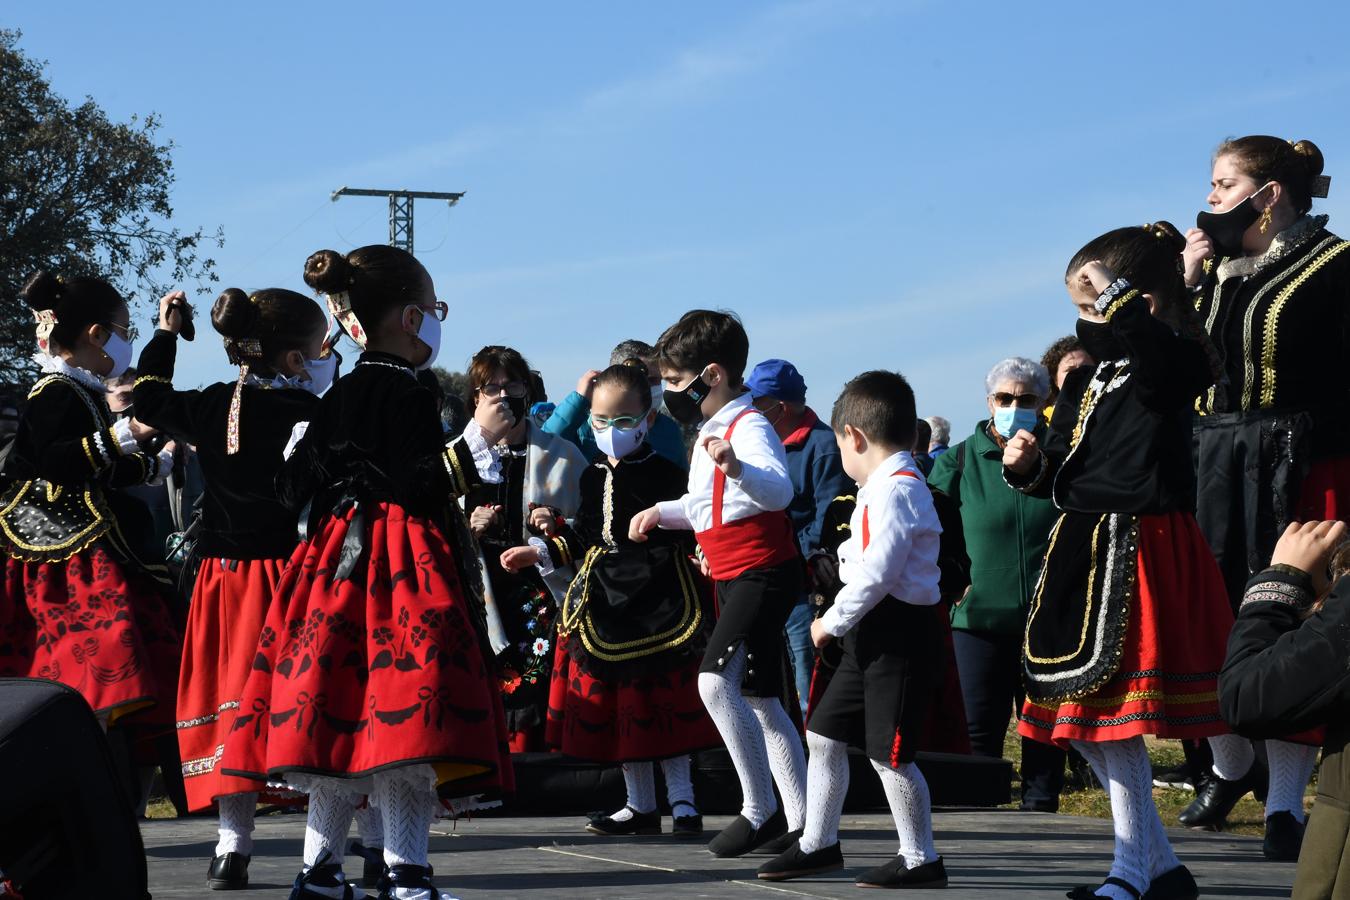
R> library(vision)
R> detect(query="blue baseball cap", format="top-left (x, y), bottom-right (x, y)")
top-left (746, 359), bottom-right (807, 404)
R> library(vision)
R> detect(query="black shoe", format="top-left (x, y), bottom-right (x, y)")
top-left (1151, 764), bottom-right (1194, 791)
top-left (1176, 765), bottom-right (1260, 829)
top-left (349, 841), bottom-right (387, 889)
top-left (855, 856), bottom-right (947, 889)
top-left (671, 811), bottom-right (704, 838)
top-left (757, 840), bottom-right (843, 881)
top-left (1019, 798), bottom-right (1059, 813)
top-left (1263, 811), bottom-right (1305, 862)
top-left (757, 828), bottom-right (804, 855)
top-left (707, 808), bottom-right (787, 858)
top-left (585, 806), bottom-right (662, 836)
top-left (1142, 865), bottom-right (1199, 900)
top-left (208, 852), bottom-right (250, 890)
top-left (1067, 877), bottom-right (1141, 899)
top-left (378, 863), bottom-right (441, 900)
top-left (288, 850), bottom-right (366, 900)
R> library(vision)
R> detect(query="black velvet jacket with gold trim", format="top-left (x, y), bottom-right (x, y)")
top-left (1194, 216), bottom-right (1350, 447)
top-left (1, 371), bottom-right (166, 564)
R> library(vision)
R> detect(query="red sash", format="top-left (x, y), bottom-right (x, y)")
top-left (694, 407), bottom-right (798, 581)
top-left (860, 469), bottom-right (921, 550)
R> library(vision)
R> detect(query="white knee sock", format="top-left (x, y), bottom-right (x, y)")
top-left (1208, 734), bottom-right (1256, 781)
top-left (660, 756), bottom-right (697, 815)
top-left (354, 801), bottom-right (384, 849)
top-left (1090, 738), bottom-right (1169, 898)
top-left (799, 731), bottom-right (849, 853)
top-left (372, 768), bottom-right (440, 900)
top-left (612, 762), bottom-right (657, 818)
top-left (1265, 740), bottom-right (1318, 823)
top-left (869, 759), bottom-right (936, 869)
top-left (215, 792), bottom-right (257, 857)
top-left (747, 695), bottom-right (807, 830)
top-left (698, 646), bottom-right (776, 827)
top-left (302, 780), bottom-right (359, 896)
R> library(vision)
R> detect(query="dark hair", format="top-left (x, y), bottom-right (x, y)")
top-left (106, 367), bottom-right (138, 388)
top-left (21, 270), bottom-right (126, 352)
top-left (1041, 334), bottom-right (1091, 402)
top-left (466, 345), bottom-right (533, 409)
top-left (527, 370), bottom-right (547, 404)
top-left (913, 417), bottom-right (932, 452)
top-left (830, 370), bottom-right (917, 450)
top-left (211, 287), bottom-right (327, 374)
top-left (655, 309), bottom-right (749, 386)
top-left (1216, 136), bottom-right (1326, 216)
top-left (594, 358), bottom-right (653, 414)
top-left (303, 245), bottom-right (433, 338)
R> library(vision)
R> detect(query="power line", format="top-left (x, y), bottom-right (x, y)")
top-left (330, 187), bottom-right (465, 253)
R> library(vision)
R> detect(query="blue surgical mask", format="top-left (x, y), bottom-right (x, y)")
top-left (993, 406), bottom-right (1040, 439)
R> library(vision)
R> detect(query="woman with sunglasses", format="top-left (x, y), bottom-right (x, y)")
top-left (462, 345), bottom-right (588, 752)
top-left (132, 285), bottom-right (331, 890)
top-left (500, 359), bottom-right (719, 836)
top-left (927, 358), bottom-right (1068, 812)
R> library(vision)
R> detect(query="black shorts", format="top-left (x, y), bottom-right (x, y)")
top-left (699, 559), bottom-right (802, 698)
top-left (807, 598), bottom-right (941, 766)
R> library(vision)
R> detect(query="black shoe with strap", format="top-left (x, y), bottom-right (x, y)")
top-left (670, 801), bottom-right (703, 838)
top-left (377, 864), bottom-right (447, 900)
top-left (349, 841), bottom-right (388, 889)
top-left (855, 855), bottom-right (947, 889)
top-left (707, 808), bottom-right (787, 858)
top-left (585, 806), bottom-right (662, 836)
top-left (288, 849), bottom-right (367, 900)
top-left (1142, 865), bottom-right (1199, 900)
top-left (1066, 876), bottom-right (1141, 899)
top-left (207, 852), bottom-right (250, 890)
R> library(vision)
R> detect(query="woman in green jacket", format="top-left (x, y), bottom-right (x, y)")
top-left (928, 357), bottom-right (1068, 810)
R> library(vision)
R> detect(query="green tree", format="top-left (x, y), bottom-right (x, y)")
top-left (0, 29), bottom-right (222, 381)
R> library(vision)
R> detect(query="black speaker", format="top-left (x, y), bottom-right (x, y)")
top-left (0, 678), bottom-right (149, 900)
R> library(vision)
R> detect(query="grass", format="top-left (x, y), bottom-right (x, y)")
top-left (1000, 724), bottom-right (1313, 837)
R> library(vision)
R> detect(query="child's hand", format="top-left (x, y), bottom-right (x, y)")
top-left (629, 506), bottom-right (662, 543)
top-left (810, 618), bottom-right (833, 649)
top-left (699, 434), bottom-right (742, 479)
top-left (128, 418), bottom-right (158, 442)
top-left (1003, 430), bottom-right (1040, 476)
top-left (470, 504), bottom-right (502, 537)
top-left (500, 545), bottom-right (542, 573)
top-left (1072, 260), bottom-right (1119, 297)
top-left (158, 290), bottom-right (189, 334)
top-left (1183, 228), bottom-right (1215, 287)
top-left (1271, 520), bottom-right (1348, 594)
top-left (529, 506), bottom-right (556, 536)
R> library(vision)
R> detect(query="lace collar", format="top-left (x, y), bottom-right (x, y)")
top-left (1217, 214), bottom-right (1330, 282)
top-left (242, 371), bottom-right (311, 392)
top-left (32, 352), bottom-right (108, 395)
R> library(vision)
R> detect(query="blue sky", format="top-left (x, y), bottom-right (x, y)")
top-left (11, 1), bottom-right (1350, 437)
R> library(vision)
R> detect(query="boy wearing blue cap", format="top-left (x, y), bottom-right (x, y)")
top-left (746, 359), bottom-right (851, 712)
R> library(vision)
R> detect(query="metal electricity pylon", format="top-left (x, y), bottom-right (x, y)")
top-left (330, 187), bottom-right (464, 252)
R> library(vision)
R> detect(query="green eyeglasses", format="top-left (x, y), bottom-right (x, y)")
top-left (591, 414), bottom-right (642, 433)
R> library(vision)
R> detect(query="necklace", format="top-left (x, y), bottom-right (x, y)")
top-left (356, 359), bottom-right (414, 377)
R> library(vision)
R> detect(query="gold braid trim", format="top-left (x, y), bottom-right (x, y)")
top-left (0, 482), bottom-right (112, 559)
top-left (445, 443), bottom-right (469, 497)
top-left (1259, 240), bottom-right (1350, 408)
top-left (1101, 288), bottom-right (1139, 323)
top-left (133, 375), bottom-right (173, 388)
top-left (80, 436), bottom-right (99, 471)
top-left (558, 547), bottom-right (704, 662)
top-left (551, 536), bottom-right (573, 568)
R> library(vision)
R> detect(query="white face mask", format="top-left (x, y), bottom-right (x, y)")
top-left (594, 417), bottom-right (649, 460)
top-left (408, 305), bottom-right (441, 371)
top-left (301, 354), bottom-right (337, 396)
top-left (101, 331), bottom-right (134, 379)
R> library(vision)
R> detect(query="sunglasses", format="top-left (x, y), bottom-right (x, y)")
top-left (991, 392), bottom-right (1041, 409)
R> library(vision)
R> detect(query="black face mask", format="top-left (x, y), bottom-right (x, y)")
top-left (506, 395), bottom-right (528, 426)
top-left (1076, 318), bottom-right (1126, 363)
top-left (1196, 184), bottom-right (1271, 258)
top-left (663, 369), bottom-right (712, 426)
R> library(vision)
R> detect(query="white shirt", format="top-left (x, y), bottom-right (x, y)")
top-left (820, 451), bottom-right (942, 637)
top-left (656, 392), bottom-right (794, 531)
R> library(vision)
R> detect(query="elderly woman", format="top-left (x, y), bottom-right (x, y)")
top-left (928, 357), bottom-right (1066, 810)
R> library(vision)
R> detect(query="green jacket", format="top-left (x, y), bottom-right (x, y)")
top-left (928, 419), bottom-right (1060, 635)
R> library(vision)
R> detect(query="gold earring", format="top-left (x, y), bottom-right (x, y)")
top-left (1258, 206), bottom-right (1273, 235)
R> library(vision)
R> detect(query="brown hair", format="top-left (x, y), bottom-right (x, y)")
top-left (303, 244), bottom-right (433, 338)
top-left (1215, 136), bottom-right (1326, 215)
top-left (830, 369), bottom-right (917, 450)
top-left (466, 345), bottom-right (533, 409)
top-left (655, 309), bottom-right (749, 386)
top-left (594, 358), bottom-right (653, 414)
top-left (211, 287), bottom-right (327, 374)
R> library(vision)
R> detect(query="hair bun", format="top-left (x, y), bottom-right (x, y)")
top-left (20, 270), bottom-right (63, 311)
top-left (620, 356), bottom-right (650, 378)
top-left (1145, 220), bottom-right (1186, 253)
top-left (211, 287), bottom-right (262, 340)
top-left (303, 249), bottom-right (355, 295)
top-left (1291, 139), bottom-right (1325, 177)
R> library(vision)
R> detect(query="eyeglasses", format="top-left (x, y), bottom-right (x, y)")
top-left (591, 414), bottom-right (643, 433)
top-left (478, 381), bottom-right (528, 399)
top-left (419, 301), bottom-right (449, 322)
top-left (991, 392), bottom-right (1041, 409)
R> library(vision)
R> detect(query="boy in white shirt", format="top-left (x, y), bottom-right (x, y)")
top-left (630, 309), bottom-right (807, 858)
top-left (758, 369), bottom-right (948, 889)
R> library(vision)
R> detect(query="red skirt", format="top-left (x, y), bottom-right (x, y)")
top-left (0, 545), bottom-right (180, 725)
top-left (178, 557), bottom-right (296, 810)
top-left (1019, 511), bottom-right (1232, 748)
top-left (219, 503), bottom-right (513, 796)
top-left (545, 641), bottom-right (720, 762)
